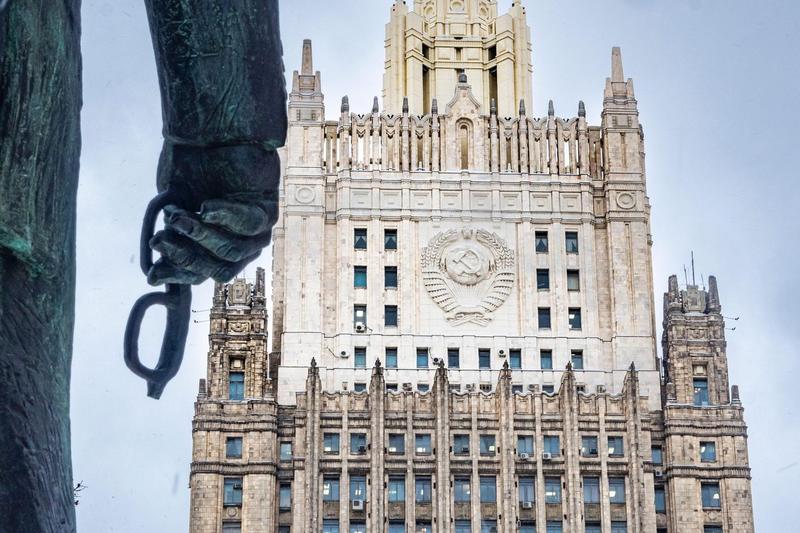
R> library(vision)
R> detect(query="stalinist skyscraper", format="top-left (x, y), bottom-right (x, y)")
top-left (188, 2), bottom-right (755, 532)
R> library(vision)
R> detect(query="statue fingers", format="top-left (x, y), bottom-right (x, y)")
top-left (146, 258), bottom-right (208, 286)
top-left (199, 197), bottom-right (278, 236)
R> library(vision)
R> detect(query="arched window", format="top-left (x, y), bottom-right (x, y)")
top-left (458, 121), bottom-right (471, 170)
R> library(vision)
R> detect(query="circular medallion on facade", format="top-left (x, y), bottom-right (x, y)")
top-left (616, 191), bottom-right (636, 210)
top-left (295, 186), bottom-right (315, 204)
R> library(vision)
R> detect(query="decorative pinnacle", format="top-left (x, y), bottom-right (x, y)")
top-left (431, 98), bottom-right (438, 114)
top-left (548, 99), bottom-right (555, 117)
top-left (310, 357), bottom-right (317, 368)
top-left (578, 100), bottom-right (586, 118)
top-left (519, 99), bottom-right (526, 116)
top-left (372, 96), bottom-right (379, 113)
top-left (341, 95), bottom-right (349, 113)
top-left (612, 46), bottom-right (625, 83)
top-left (566, 361), bottom-right (573, 371)
top-left (402, 96), bottom-right (409, 114)
top-left (301, 39), bottom-right (313, 76)
top-left (490, 98), bottom-right (497, 115)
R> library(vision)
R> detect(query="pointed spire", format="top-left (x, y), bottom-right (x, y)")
top-left (611, 46), bottom-right (625, 83)
top-left (341, 95), bottom-right (349, 114)
top-left (707, 275), bottom-right (721, 313)
top-left (310, 357), bottom-right (317, 369)
top-left (402, 96), bottom-right (409, 114)
top-left (431, 98), bottom-right (438, 115)
top-left (566, 361), bottom-right (573, 372)
top-left (519, 99), bottom-right (526, 116)
top-left (548, 99), bottom-right (555, 117)
top-left (490, 98), bottom-right (497, 115)
top-left (301, 39), bottom-right (314, 75)
top-left (578, 101), bottom-right (586, 118)
top-left (372, 96), bottom-right (379, 114)
top-left (629, 361), bottom-right (637, 372)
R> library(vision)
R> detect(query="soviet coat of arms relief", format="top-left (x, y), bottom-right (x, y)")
top-left (421, 229), bottom-right (516, 326)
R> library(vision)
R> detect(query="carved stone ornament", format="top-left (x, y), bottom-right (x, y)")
top-left (421, 228), bottom-right (515, 326)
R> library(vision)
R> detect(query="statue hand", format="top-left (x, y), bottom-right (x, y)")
top-left (145, 143), bottom-right (280, 285)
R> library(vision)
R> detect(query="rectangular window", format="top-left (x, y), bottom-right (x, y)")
top-left (478, 348), bottom-right (491, 369)
top-left (415, 476), bottom-right (432, 503)
top-left (652, 446), bottom-right (663, 465)
top-left (517, 435), bottom-right (534, 455)
top-left (418, 383), bottom-right (429, 392)
top-left (583, 476), bottom-right (600, 504)
top-left (609, 477), bottom-right (626, 504)
top-left (350, 523), bottom-right (366, 533)
top-left (322, 477), bottom-right (339, 501)
top-left (415, 434), bottom-right (432, 455)
top-left (585, 524), bottom-right (601, 533)
top-left (702, 482), bottom-right (721, 508)
top-left (388, 433), bottom-right (405, 454)
top-left (568, 308), bottom-right (582, 330)
top-left (538, 307), bottom-right (552, 329)
top-left (222, 523), bottom-right (242, 533)
top-left (279, 483), bottom-right (292, 510)
top-left (611, 522), bottom-right (628, 533)
top-left (354, 266), bottom-right (367, 288)
top-left (544, 435), bottom-right (560, 455)
top-left (416, 348), bottom-right (429, 368)
top-left (535, 231), bottom-right (549, 253)
top-left (385, 266), bottom-right (398, 288)
top-left (565, 231), bottom-right (579, 253)
top-left (479, 435), bottom-right (496, 455)
top-left (542, 384), bottom-right (555, 394)
top-left (385, 347), bottom-right (398, 369)
top-left (385, 305), bottom-right (398, 327)
top-left (544, 477), bottom-right (561, 504)
top-left (454, 434), bottom-right (470, 455)
top-left (226, 437), bottom-right (243, 459)
top-left (454, 477), bottom-right (471, 502)
top-left (448, 348), bottom-right (460, 368)
top-left (546, 522), bottom-right (563, 533)
top-left (537, 269), bottom-right (550, 290)
top-left (520, 523), bottom-right (536, 533)
top-left (388, 476), bottom-right (405, 502)
top-left (571, 350), bottom-right (584, 370)
top-left (704, 527), bottom-right (723, 533)
top-left (540, 349), bottom-right (553, 370)
top-left (384, 229), bottom-right (397, 250)
top-left (567, 269), bottom-right (580, 291)
top-left (353, 305), bottom-right (367, 330)
top-left (229, 372), bottom-right (244, 400)
top-left (223, 477), bottom-right (243, 506)
top-left (416, 521), bottom-right (432, 533)
top-left (512, 384), bottom-right (523, 394)
top-left (694, 378), bottom-right (710, 406)
top-left (279, 442), bottom-right (292, 461)
top-left (354, 228), bottom-right (367, 249)
top-left (323, 433), bottom-right (340, 454)
top-left (455, 521), bottom-right (472, 533)
top-left (350, 433), bottom-right (367, 454)
top-left (519, 477), bottom-right (535, 503)
top-left (655, 486), bottom-right (666, 513)
top-left (350, 476), bottom-right (367, 500)
top-left (323, 520), bottom-right (340, 533)
top-left (479, 476), bottom-right (497, 503)
top-left (510, 349), bottom-right (522, 369)
top-left (481, 520), bottom-right (497, 533)
top-left (581, 435), bottom-right (598, 457)
top-left (386, 383), bottom-right (398, 391)
top-left (608, 435), bottom-right (625, 457)
top-left (388, 524), bottom-right (405, 533)
top-left (701, 441), bottom-right (717, 462)
top-left (354, 347), bottom-right (366, 368)
top-left (354, 382), bottom-right (366, 392)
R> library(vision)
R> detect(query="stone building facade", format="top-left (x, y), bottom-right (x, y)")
top-left (188, 1), bottom-right (755, 532)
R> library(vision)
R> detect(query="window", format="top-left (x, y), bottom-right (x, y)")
top-left (540, 349), bottom-right (553, 370)
top-left (567, 269), bottom-right (580, 291)
top-left (388, 523), bottom-right (405, 533)
top-left (542, 384), bottom-right (555, 394)
top-left (608, 436), bottom-right (625, 457)
top-left (353, 305), bottom-right (366, 329)
top-left (702, 482), bottom-right (721, 508)
top-left (385, 347), bottom-right (398, 368)
top-left (388, 434), bottom-right (405, 454)
top-left (512, 384), bottom-right (523, 394)
top-left (611, 522), bottom-right (628, 533)
top-left (323, 433), bottom-right (340, 454)
top-left (454, 434), bottom-right (470, 455)
top-left (651, 446), bottom-right (663, 465)
top-left (519, 477), bottom-right (535, 503)
top-left (448, 348), bottom-right (460, 368)
top-left (701, 441), bottom-right (717, 462)
top-left (415, 476), bottom-right (432, 503)
top-left (609, 477), bottom-right (626, 504)
top-left (520, 522), bottom-right (536, 533)
top-left (350, 523), bottom-right (366, 533)
top-left (416, 521), bottom-right (432, 533)
top-left (322, 477), bottom-right (340, 501)
top-left (279, 483), bottom-right (292, 510)
top-left (694, 378), bottom-right (710, 406)
top-left (385, 305), bottom-right (398, 327)
top-left (354, 347), bottom-right (366, 368)
top-left (479, 476), bottom-right (496, 502)
top-left (581, 435), bottom-right (598, 457)
top-left (455, 521), bottom-right (471, 533)
top-left (583, 476), bottom-right (600, 504)
top-left (517, 435), bottom-right (534, 455)
top-left (417, 383), bottom-right (429, 392)
top-left (388, 476), bottom-right (405, 502)
top-left (571, 350), bottom-right (584, 370)
top-left (510, 349), bottom-right (522, 369)
top-left (454, 477), bottom-right (471, 502)
top-left (350, 475), bottom-right (366, 501)
top-left (568, 308), bottom-right (582, 330)
top-left (535, 231), bottom-right (549, 253)
top-left (354, 382), bottom-right (366, 392)
top-left (481, 520), bottom-right (497, 533)
top-left (386, 383), bottom-right (398, 391)
top-left (354, 266), bottom-right (367, 288)
top-left (478, 348), bottom-right (491, 369)
top-left (585, 524), bottom-right (601, 533)
top-left (224, 477), bottom-right (243, 506)
top-left (565, 231), bottom-right (579, 253)
top-left (538, 307), bottom-right (552, 329)
top-left (416, 348), bottom-right (429, 368)
top-left (354, 228), bottom-right (367, 249)
top-left (480, 383), bottom-right (492, 393)
top-left (384, 229), bottom-right (397, 250)
top-left (450, 384), bottom-right (462, 393)
top-left (351, 433), bottom-right (367, 454)
top-left (704, 527), bottom-right (723, 533)
top-left (546, 521), bottom-right (563, 533)
top-left (280, 442), bottom-right (292, 461)
top-left (226, 437), bottom-right (242, 459)
top-left (323, 520), bottom-right (340, 533)
top-left (385, 266), bottom-right (398, 288)
top-left (537, 269), bottom-right (550, 290)
top-left (544, 435), bottom-right (560, 455)
top-left (545, 477), bottom-right (561, 503)
top-left (415, 434), bottom-right (432, 455)
top-left (479, 435), bottom-right (496, 455)
top-left (229, 372), bottom-right (244, 400)
top-left (655, 486), bottom-right (666, 512)
top-left (222, 523), bottom-right (241, 533)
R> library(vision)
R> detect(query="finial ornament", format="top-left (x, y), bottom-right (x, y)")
top-left (611, 46), bottom-right (625, 83)
top-left (372, 96), bottom-right (379, 113)
top-left (519, 99), bottom-right (526, 116)
top-left (548, 99), bottom-right (554, 117)
top-left (490, 98), bottom-right (497, 114)
top-left (402, 96), bottom-right (409, 114)
top-left (341, 95), bottom-right (349, 113)
top-left (578, 100), bottom-right (586, 118)
top-left (431, 98), bottom-right (438, 114)
top-left (301, 39), bottom-right (313, 75)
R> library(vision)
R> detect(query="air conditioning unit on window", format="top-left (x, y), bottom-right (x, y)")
top-left (528, 384), bottom-right (537, 391)
top-left (432, 357), bottom-right (441, 365)
top-left (352, 499), bottom-right (365, 511)
top-left (542, 452), bottom-right (553, 461)
top-left (355, 322), bottom-right (366, 333)
top-left (488, 445), bottom-right (496, 453)
top-left (654, 468), bottom-right (664, 478)
top-left (519, 452), bottom-right (531, 461)
top-left (459, 445), bottom-right (470, 454)
top-left (466, 384), bottom-right (475, 392)
top-left (357, 445), bottom-right (367, 454)
top-left (521, 501), bottom-right (533, 509)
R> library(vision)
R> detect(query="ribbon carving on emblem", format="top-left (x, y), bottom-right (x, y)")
top-left (421, 229), bottom-right (516, 326)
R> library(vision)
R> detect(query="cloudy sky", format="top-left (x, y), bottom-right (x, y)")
top-left (72, 0), bottom-right (798, 531)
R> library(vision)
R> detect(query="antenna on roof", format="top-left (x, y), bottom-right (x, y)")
top-left (683, 264), bottom-right (689, 287)
top-left (691, 251), bottom-right (696, 286)
top-left (701, 274), bottom-right (706, 291)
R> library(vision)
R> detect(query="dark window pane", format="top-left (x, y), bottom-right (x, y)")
top-left (385, 347), bottom-right (398, 368)
top-left (537, 269), bottom-right (550, 290)
top-left (540, 349), bottom-right (553, 370)
top-left (224, 477), bottom-right (243, 506)
top-left (569, 308), bottom-right (582, 330)
top-left (354, 382), bottom-right (366, 392)
top-left (510, 349), bottom-right (522, 369)
top-left (322, 477), bottom-right (340, 501)
top-left (583, 476), bottom-right (600, 504)
top-left (388, 477), bottom-right (405, 502)
top-left (479, 476), bottom-right (497, 502)
top-left (354, 228), bottom-right (367, 249)
top-left (415, 476), bottom-right (432, 503)
top-left (416, 348), bottom-right (429, 368)
top-left (388, 434), bottom-right (404, 454)
top-left (384, 229), bottom-right (397, 250)
top-left (581, 436), bottom-right (598, 457)
top-left (229, 372), bottom-right (244, 400)
top-left (478, 348), bottom-right (491, 369)
top-left (385, 305), bottom-right (398, 327)
top-left (448, 348), bottom-right (460, 368)
top-left (701, 483), bottom-right (721, 508)
top-left (226, 437), bottom-right (242, 458)
top-left (538, 307), bottom-right (551, 329)
top-left (385, 266), bottom-right (398, 288)
top-left (651, 446), bottom-right (663, 465)
top-left (517, 435), bottom-right (534, 455)
top-left (571, 350), bottom-right (584, 370)
top-left (279, 442), bottom-right (292, 461)
top-left (415, 434), bottom-right (431, 454)
top-left (694, 378), bottom-right (709, 406)
top-left (350, 433), bottom-right (367, 454)
top-left (519, 477), bottom-right (535, 503)
top-left (354, 347), bottom-right (366, 368)
top-left (655, 487), bottom-right (666, 513)
top-left (701, 441), bottom-right (717, 462)
top-left (354, 266), bottom-right (367, 288)
top-left (565, 231), bottom-right (579, 253)
top-left (608, 436), bottom-right (625, 457)
top-left (454, 478), bottom-right (471, 502)
top-left (567, 269), bottom-right (580, 291)
top-left (609, 478), bottom-right (626, 504)
top-left (454, 434), bottom-right (470, 455)
top-left (279, 483), bottom-right (291, 509)
top-left (353, 305), bottom-right (367, 329)
top-left (544, 435), bottom-right (560, 455)
top-left (479, 435), bottom-right (496, 455)
top-left (545, 477), bottom-right (561, 503)
top-left (323, 433), bottom-right (340, 454)
top-left (535, 231), bottom-right (549, 253)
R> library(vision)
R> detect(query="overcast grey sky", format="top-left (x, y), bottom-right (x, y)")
top-left (72, 1), bottom-right (797, 531)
